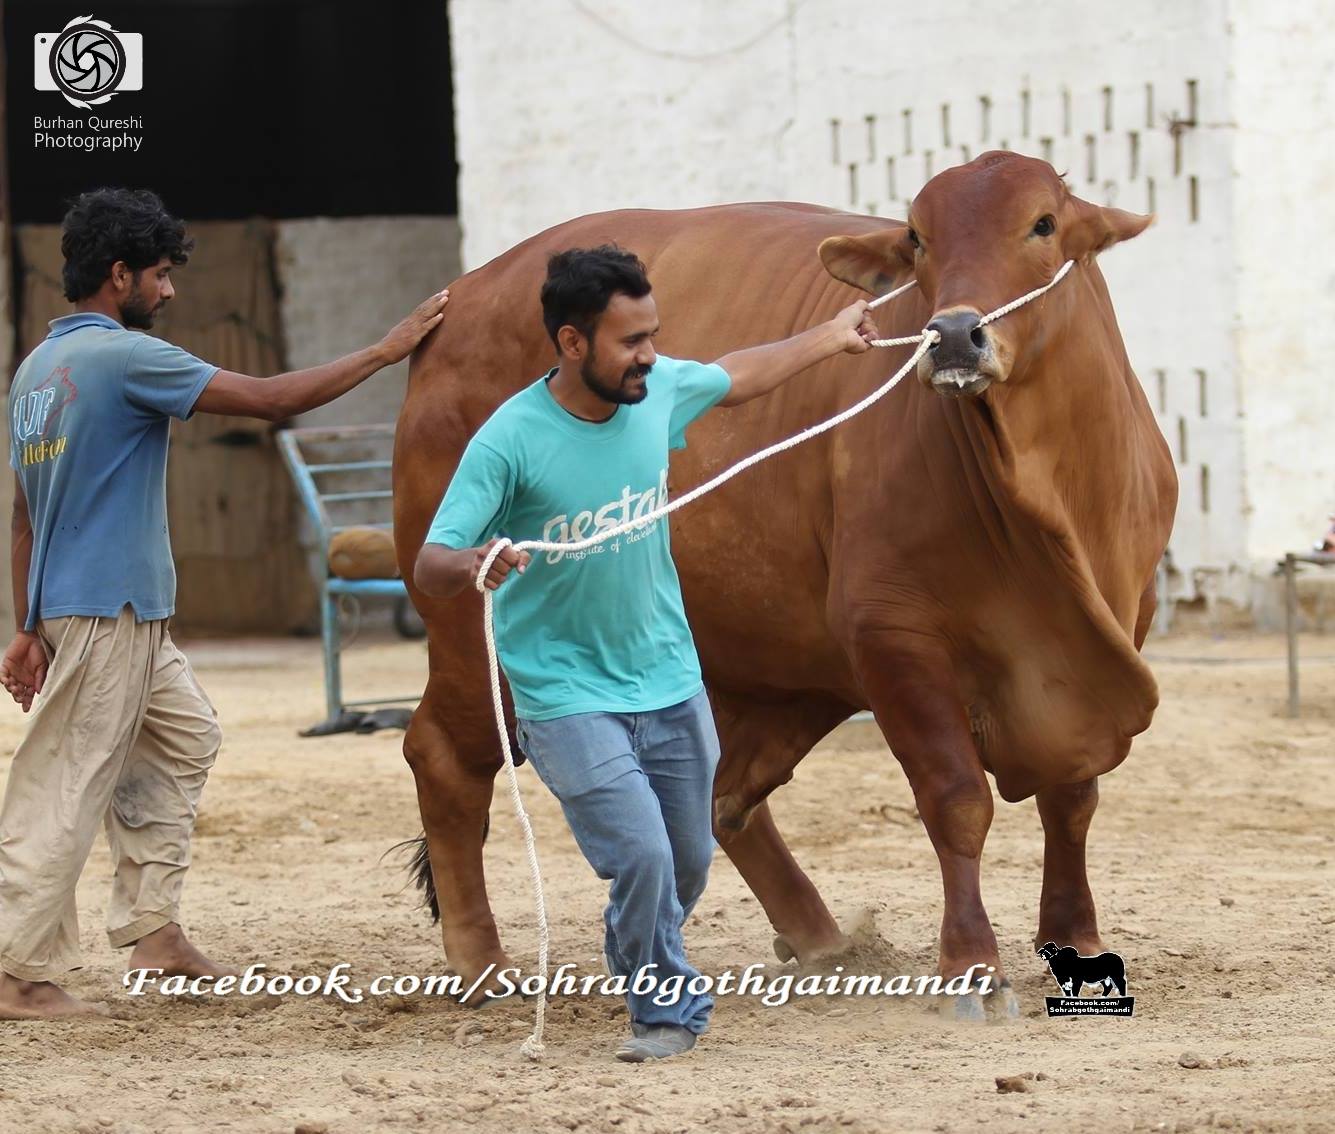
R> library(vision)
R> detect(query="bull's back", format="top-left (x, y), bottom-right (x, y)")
top-left (393, 202), bottom-right (889, 578)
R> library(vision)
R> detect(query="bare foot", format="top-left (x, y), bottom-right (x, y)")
top-left (0, 972), bottom-right (109, 1019)
top-left (126, 923), bottom-right (237, 980)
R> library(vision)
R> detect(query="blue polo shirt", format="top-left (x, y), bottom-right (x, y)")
top-left (7, 313), bottom-right (218, 630)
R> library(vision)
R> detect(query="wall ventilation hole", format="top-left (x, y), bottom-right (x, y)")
top-left (1200, 464), bottom-right (1210, 514)
top-left (830, 119), bottom-right (841, 165)
top-left (1062, 88), bottom-right (1072, 136)
top-left (1186, 78), bottom-right (1199, 122)
top-left (1101, 85), bottom-right (1114, 131)
top-left (886, 156), bottom-right (897, 199)
top-left (1177, 416), bottom-right (1189, 466)
top-left (1021, 88), bottom-right (1032, 137)
top-left (1039, 136), bottom-right (1054, 164)
top-left (865, 115), bottom-right (877, 162)
top-left (941, 103), bottom-right (951, 147)
top-left (1128, 131), bottom-right (1140, 179)
top-left (979, 95), bottom-right (992, 142)
top-left (1147, 176), bottom-right (1157, 213)
top-left (1145, 82), bottom-right (1155, 127)
top-left (1189, 175), bottom-right (1199, 222)
top-left (924, 149), bottom-right (934, 180)
top-left (902, 108), bottom-right (913, 154)
top-left (1085, 134), bottom-right (1097, 182)
top-left (848, 163), bottom-right (859, 207)
top-left (1155, 369), bottom-right (1167, 414)
top-left (1196, 368), bottom-right (1208, 417)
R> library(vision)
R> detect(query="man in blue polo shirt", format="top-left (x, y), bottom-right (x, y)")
top-left (413, 245), bottom-right (877, 1061)
top-left (0, 187), bottom-right (448, 1019)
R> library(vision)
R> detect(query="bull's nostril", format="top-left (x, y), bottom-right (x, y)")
top-left (970, 326), bottom-right (986, 350)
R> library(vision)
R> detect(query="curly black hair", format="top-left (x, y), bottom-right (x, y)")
top-left (540, 244), bottom-right (652, 347)
top-left (59, 188), bottom-right (194, 302)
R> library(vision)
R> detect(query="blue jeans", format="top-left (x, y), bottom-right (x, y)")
top-left (515, 688), bottom-right (720, 1034)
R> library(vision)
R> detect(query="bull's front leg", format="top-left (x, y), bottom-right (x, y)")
top-left (403, 675), bottom-right (513, 1004)
top-left (852, 631), bottom-right (1016, 1020)
top-left (1034, 778), bottom-right (1105, 956)
top-left (709, 690), bottom-right (854, 965)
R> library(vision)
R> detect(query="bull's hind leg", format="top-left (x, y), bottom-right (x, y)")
top-left (402, 675), bottom-right (512, 1003)
top-left (709, 691), bottom-right (853, 964)
top-left (1034, 778), bottom-right (1105, 956)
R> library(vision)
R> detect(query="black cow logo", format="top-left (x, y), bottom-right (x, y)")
top-left (1036, 941), bottom-right (1135, 1017)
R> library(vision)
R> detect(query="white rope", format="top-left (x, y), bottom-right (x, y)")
top-left (976, 259), bottom-right (1074, 327)
top-left (473, 258), bottom-right (1076, 1057)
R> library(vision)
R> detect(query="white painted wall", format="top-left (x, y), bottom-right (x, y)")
top-left (1228, 0), bottom-right (1335, 566)
top-left (450, 0), bottom-right (1333, 604)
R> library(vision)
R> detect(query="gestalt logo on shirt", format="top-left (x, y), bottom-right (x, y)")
top-left (540, 468), bottom-right (669, 564)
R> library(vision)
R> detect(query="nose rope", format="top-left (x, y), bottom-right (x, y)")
top-left (865, 258), bottom-right (1075, 346)
top-left (471, 257), bottom-right (1077, 1059)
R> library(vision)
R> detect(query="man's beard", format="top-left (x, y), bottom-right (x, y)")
top-left (121, 284), bottom-right (164, 330)
top-left (580, 351), bottom-right (651, 405)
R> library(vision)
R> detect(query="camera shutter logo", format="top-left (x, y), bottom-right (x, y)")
top-left (35, 15), bottom-right (144, 109)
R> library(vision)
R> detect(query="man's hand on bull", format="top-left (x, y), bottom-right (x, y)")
top-left (829, 300), bottom-right (879, 354)
top-left (474, 540), bottom-right (531, 592)
top-left (378, 289), bottom-right (451, 364)
top-left (194, 288), bottom-right (451, 422)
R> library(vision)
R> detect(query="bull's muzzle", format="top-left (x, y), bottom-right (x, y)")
top-left (918, 307), bottom-right (999, 398)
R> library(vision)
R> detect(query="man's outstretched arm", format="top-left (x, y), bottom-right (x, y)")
top-left (193, 289), bottom-right (449, 421)
top-left (713, 300), bottom-right (879, 407)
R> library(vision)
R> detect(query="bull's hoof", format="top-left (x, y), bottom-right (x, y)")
top-left (954, 992), bottom-right (987, 1021)
top-left (772, 931), bottom-right (854, 967)
top-left (950, 978), bottom-right (1019, 1023)
top-left (991, 979), bottom-right (1021, 1020)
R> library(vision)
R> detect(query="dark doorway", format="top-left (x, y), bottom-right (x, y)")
top-left (4, 0), bottom-right (457, 222)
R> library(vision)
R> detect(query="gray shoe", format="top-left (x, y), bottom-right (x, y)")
top-left (614, 1024), bottom-right (697, 1063)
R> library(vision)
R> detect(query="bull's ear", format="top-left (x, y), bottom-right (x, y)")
top-left (818, 226), bottom-right (915, 296)
top-left (1059, 195), bottom-right (1153, 262)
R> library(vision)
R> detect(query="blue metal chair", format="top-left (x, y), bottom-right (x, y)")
top-left (277, 424), bottom-right (420, 735)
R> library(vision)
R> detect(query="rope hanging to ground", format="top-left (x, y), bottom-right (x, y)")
top-left (475, 259), bottom-right (1076, 1058)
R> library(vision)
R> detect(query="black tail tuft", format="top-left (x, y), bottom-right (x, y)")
top-left (389, 815), bottom-right (490, 926)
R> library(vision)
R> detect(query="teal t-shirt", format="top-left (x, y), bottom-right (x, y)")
top-left (426, 354), bottom-right (732, 721)
top-left (8, 313), bottom-right (218, 630)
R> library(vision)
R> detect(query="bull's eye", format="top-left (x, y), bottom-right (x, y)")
top-left (1033, 215), bottom-right (1056, 237)
top-left (907, 228), bottom-right (920, 249)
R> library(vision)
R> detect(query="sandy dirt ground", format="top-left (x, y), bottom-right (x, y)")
top-left (0, 627), bottom-right (1331, 1134)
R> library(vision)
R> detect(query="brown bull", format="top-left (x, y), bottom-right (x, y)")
top-left (392, 151), bottom-right (1177, 1012)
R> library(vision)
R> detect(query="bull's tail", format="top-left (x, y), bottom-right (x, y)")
top-left (389, 814), bottom-right (491, 926)
top-left (401, 833), bottom-right (440, 923)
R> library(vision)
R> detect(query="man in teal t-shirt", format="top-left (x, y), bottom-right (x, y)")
top-left (415, 245), bottom-right (877, 1062)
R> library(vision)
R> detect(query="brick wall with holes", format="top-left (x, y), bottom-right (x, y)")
top-left (451, 0), bottom-right (1335, 607)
